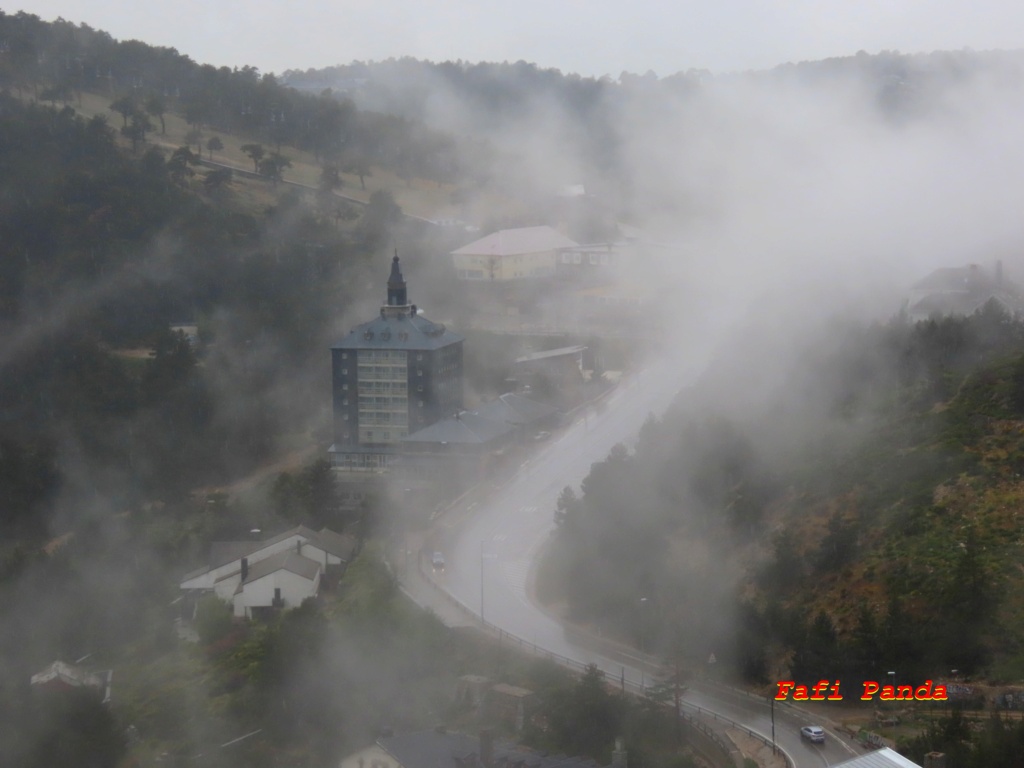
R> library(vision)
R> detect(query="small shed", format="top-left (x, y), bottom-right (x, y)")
top-left (488, 683), bottom-right (534, 731)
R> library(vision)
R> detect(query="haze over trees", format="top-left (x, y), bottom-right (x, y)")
top-left (543, 305), bottom-right (1024, 692)
top-left (7, 7), bottom-right (1024, 768)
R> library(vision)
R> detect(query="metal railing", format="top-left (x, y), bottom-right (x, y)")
top-left (410, 553), bottom-right (794, 768)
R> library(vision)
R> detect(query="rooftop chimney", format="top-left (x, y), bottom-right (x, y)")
top-left (240, 557), bottom-right (248, 581)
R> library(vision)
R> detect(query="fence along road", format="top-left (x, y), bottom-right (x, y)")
top-left (404, 344), bottom-right (860, 768)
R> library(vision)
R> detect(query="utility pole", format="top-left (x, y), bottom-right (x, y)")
top-left (888, 671), bottom-right (897, 747)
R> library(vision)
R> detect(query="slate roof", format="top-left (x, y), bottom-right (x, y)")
top-left (832, 748), bottom-right (922, 768)
top-left (515, 346), bottom-right (586, 364)
top-left (333, 312), bottom-right (463, 351)
top-left (451, 226), bottom-right (578, 257)
top-left (402, 410), bottom-right (514, 445)
top-left (182, 525), bottom-right (341, 583)
top-left (314, 528), bottom-right (357, 561)
top-left (473, 393), bottom-right (559, 426)
top-left (242, 550), bottom-right (321, 585)
top-left (207, 525), bottom-right (319, 570)
top-left (378, 730), bottom-right (603, 768)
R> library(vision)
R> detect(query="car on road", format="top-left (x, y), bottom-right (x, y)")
top-left (431, 551), bottom-right (446, 572)
top-left (533, 430), bottom-right (552, 441)
top-left (800, 726), bottom-right (825, 744)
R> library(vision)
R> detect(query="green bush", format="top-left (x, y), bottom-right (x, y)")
top-left (195, 595), bottom-right (234, 645)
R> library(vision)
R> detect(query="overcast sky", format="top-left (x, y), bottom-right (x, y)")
top-left (18, 1), bottom-right (1024, 77)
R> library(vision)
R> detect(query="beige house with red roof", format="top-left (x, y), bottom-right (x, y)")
top-left (451, 226), bottom-right (577, 281)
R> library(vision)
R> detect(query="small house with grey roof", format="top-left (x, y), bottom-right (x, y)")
top-left (330, 255), bottom-right (464, 472)
top-left (179, 525), bottom-right (356, 621)
top-left (340, 729), bottom-right (606, 768)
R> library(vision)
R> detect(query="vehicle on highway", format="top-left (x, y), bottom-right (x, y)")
top-left (800, 725), bottom-right (825, 744)
top-left (533, 430), bottom-right (552, 441)
top-left (432, 551), bottom-right (446, 572)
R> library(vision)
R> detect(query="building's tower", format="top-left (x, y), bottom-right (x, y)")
top-left (329, 255), bottom-right (464, 470)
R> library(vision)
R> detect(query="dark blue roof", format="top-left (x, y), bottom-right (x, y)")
top-left (333, 312), bottom-right (464, 351)
top-left (402, 411), bottom-right (513, 445)
top-left (378, 730), bottom-right (604, 768)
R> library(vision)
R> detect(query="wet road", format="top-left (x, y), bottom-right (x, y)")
top-left (423, 350), bottom-right (861, 767)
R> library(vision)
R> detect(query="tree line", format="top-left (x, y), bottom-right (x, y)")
top-left (0, 11), bottom-right (488, 187)
top-left (543, 306), bottom-right (1024, 692)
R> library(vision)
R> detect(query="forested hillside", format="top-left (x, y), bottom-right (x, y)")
top-left (284, 49), bottom-right (1024, 203)
top-left (541, 304), bottom-right (1024, 688)
top-left (0, 17), bottom-right (429, 765)
top-left (8, 9), bottom-right (1024, 767)
top-left (0, 11), bottom-right (490, 188)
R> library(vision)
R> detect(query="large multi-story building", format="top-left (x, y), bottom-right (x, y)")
top-left (329, 255), bottom-right (464, 471)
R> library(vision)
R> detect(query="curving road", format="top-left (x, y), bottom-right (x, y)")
top-left (421, 349), bottom-right (861, 767)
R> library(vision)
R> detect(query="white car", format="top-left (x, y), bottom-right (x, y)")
top-left (801, 726), bottom-right (825, 744)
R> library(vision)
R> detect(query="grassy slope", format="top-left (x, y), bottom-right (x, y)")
top-left (63, 90), bottom-right (463, 220)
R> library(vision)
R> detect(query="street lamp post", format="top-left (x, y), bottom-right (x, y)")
top-left (639, 597), bottom-right (648, 692)
top-left (771, 695), bottom-right (777, 755)
top-left (888, 671), bottom-right (896, 747)
top-left (950, 670), bottom-right (958, 718)
top-left (639, 597), bottom-right (650, 653)
top-left (480, 540), bottom-right (485, 627)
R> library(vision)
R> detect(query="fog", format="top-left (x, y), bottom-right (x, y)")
top-left (4, 18), bottom-right (1024, 766)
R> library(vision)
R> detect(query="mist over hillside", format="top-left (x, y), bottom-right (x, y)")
top-left (6, 9), bottom-right (1024, 766)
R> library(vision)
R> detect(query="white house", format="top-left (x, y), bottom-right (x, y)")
top-left (180, 525), bottom-right (356, 619)
top-left (232, 550), bottom-right (322, 619)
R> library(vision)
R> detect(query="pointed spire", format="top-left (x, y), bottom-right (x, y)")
top-left (385, 253), bottom-right (407, 311)
top-left (386, 250), bottom-right (408, 307)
